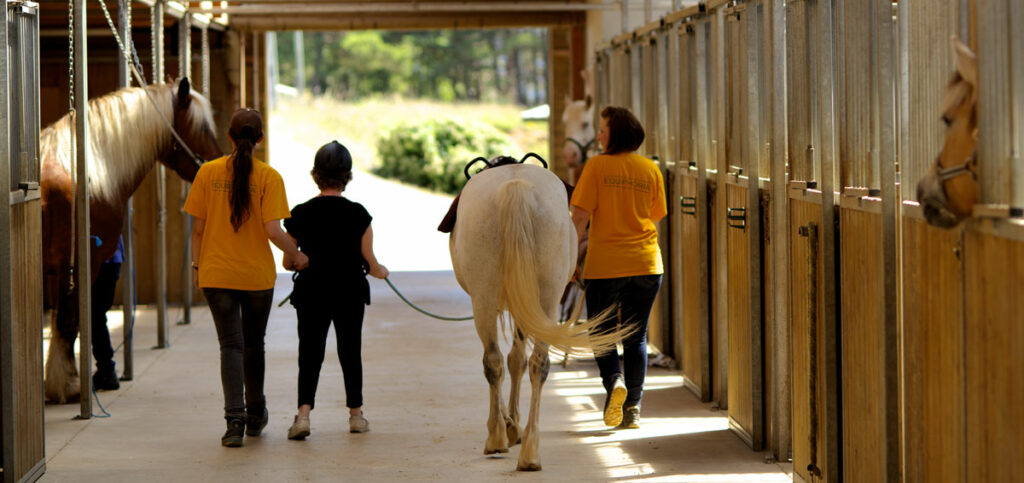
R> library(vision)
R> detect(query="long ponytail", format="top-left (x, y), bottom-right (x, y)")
top-left (226, 108), bottom-right (263, 232)
top-left (229, 136), bottom-right (254, 231)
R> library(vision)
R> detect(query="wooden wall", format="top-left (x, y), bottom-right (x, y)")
top-left (10, 199), bottom-right (45, 480)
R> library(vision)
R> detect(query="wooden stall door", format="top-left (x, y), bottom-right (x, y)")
top-left (964, 227), bottom-right (1024, 483)
top-left (789, 196), bottom-right (833, 482)
top-left (725, 180), bottom-right (763, 450)
top-left (901, 211), bottom-right (965, 483)
top-left (3, 199), bottom-right (45, 481)
top-left (680, 171), bottom-right (711, 401)
top-left (839, 202), bottom-right (887, 482)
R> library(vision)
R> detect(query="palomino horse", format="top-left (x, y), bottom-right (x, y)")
top-left (917, 39), bottom-right (980, 228)
top-left (449, 161), bottom-right (626, 471)
top-left (42, 78), bottom-right (222, 403)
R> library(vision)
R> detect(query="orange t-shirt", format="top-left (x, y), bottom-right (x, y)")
top-left (184, 156), bottom-right (290, 291)
top-left (570, 152), bottom-right (667, 279)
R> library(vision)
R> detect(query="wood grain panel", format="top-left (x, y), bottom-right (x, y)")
top-left (710, 178), bottom-right (727, 405)
top-left (681, 173), bottom-right (711, 400)
top-left (726, 182), bottom-right (755, 446)
top-left (790, 197), bottom-right (829, 482)
top-left (11, 200), bottom-right (45, 478)
top-left (964, 227), bottom-right (1024, 483)
top-left (840, 206), bottom-right (886, 482)
top-left (901, 213), bottom-right (965, 483)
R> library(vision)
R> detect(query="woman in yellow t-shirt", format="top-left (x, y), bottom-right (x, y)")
top-left (570, 106), bottom-right (666, 430)
top-left (184, 108), bottom-right (309, 447)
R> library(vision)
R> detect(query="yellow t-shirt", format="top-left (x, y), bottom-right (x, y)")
top-left (570, 152), bottom-right (667, 279)
top-left (184, 156), bottom-right (290, 291)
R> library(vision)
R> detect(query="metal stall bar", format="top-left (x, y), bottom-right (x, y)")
top-left (874, 0), bottom-right (900, 478)
top-left (74, 0), bottom-right (94, 419)
top-left (152, 0), bottom-right (169, 349)
top-left (741, 0), bottom-right (765, 452)
top-left (692, 14), bottom-right (713, 403)
top-left (118, 0), bottom-right (135, 381)
top-left (710, 1), bottom-right (729, 411)
top-left (766, 0), bottom-right (791, 464)
top-left (977, 0), bottom-right (1012, 206)
top-left (178, 9), bottom-right (192, 326)
top-left (814, 0), bottom-right (841, 480)
top-left (1012, 0), bottom-right (1024, 209)
top-left (201, 24), bottom-right (210, 95)
top-left (0, 1), bottom-right (14, 476)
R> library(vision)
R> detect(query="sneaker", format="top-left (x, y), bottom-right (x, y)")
top-left (349, 413), bottom-right (370, 433)
top-left (222, 419), bottom-right (246, 447)
top-left (246, 407), bottom-right (269, 437)
top-left (617, 406), bottom-right (640, 429)
top-left (92, 366), bottom-right (120, 391)
top-left (288, 414), bottom-right (310, 440)
top-left (603, 375), bottom-right (627, 427)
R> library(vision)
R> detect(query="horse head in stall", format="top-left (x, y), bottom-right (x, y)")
top-left (40, 77), bottom-right (222, 403)
top-left (561, 67), bottom-right (597, 184)
top-left (916, 38), bottom-right (980, 228)
top-left (449, 153), bottom-right (628, 471)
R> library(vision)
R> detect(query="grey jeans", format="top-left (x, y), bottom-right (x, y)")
top-left (203, 287), bottom-right (274, 421)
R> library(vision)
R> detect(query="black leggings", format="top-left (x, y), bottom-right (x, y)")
top-left (203, 287), bottom-right (275, 421)
top-left (295, 299), bottom-right (365, 409)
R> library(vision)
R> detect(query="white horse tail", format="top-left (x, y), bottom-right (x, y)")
top-left (497, 180), bottom-right (631, 356)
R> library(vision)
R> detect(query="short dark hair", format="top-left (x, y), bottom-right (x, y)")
top-left (600, 106), bottom-right (645, 154)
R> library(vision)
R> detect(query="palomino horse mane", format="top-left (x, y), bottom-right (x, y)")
top-left (39, 83), bottom-right (215, 205)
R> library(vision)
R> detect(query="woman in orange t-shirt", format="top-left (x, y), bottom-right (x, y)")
top-left (570, 106), bottom-right (666, 430)
top-left (184, 108), bottom-right (309, 447)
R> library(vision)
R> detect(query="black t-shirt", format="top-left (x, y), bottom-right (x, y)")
top-left (284, 196), bottom-right (373, 306)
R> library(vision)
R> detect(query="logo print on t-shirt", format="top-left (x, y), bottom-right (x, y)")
top-left (212, 179), bottom-right (258, 193)
top-left (602, 175), bottom-right (651, 193)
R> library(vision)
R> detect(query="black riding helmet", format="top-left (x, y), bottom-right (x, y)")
top-left (314, 140), bottom-right (352, 174)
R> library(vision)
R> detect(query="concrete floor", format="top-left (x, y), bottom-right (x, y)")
top-left (40, 271), bottom-right (791, 482)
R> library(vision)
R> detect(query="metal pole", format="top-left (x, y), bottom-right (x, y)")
top-left (239, 32), bottom-right (247, 106)
top-left (74, 0), bottom-right (93, 419)
top-left (202, 25), bottom-right (210, 96)
top-left (252, 32), bottom-right (260, 112)
top-left (621, 0), bottom-right (629, 35)
top-left (293, 31), bottom-right (304, 94)
top-left (118, 0), bottom-right (135, 380)
top-left (266, 32), bottom-right (278, 110)
top-left (768, 0), bottom-right (791, 463)
top-left (0, 0), bottom-right (18, 470)
top-left (152, 0), bottom-right (169, 349)
top-left (178, 10), bottom-right (192, 326)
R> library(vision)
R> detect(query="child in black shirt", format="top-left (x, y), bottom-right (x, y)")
top-left (283, 141), bottom-right (388, 439)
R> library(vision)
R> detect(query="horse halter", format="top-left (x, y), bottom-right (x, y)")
top-left (935, 152), bottom-right (977, 182)
top-left (565, 137), bottom-right (595, 162)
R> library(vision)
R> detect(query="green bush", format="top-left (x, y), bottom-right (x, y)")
top-left (374, 118), bottom-right (513, 194)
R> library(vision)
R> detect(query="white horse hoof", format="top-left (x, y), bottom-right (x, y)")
top-left (484, 447), bottom-right (509, 455)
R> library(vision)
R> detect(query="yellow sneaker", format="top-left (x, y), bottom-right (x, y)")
top-left (603, 377), bottom-right (627, 427)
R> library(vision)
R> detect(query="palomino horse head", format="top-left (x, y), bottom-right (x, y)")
top-left (916, 39), bottom-right (979, 228)
top-left (162, 77), bottom-right (222, 181)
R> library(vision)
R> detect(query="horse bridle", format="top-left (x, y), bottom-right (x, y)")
top-left (565, 137), bottom-right (596, 162)
top-left (935, 152), bottom-right (977, 182)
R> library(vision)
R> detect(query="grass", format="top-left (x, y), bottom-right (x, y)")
top-left (269, 94), bottom-right (549, 173)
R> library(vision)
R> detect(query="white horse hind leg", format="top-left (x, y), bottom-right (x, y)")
top-left (517, 340), bottom-right (551, 471)
top-left (474, 299), bottom-right (510, 454)
top-left (505, 329), bottom-right (527, 446)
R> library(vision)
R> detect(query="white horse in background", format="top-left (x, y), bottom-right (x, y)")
top-left (449, 162), bottom-right (626, 471)
top-left (561, 66), bottom-right (597, 185)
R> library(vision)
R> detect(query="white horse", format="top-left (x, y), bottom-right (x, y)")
top-left (561, 66), bottom-right (597, 184)
top-left (449, 162), bottom-right (625, 471)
